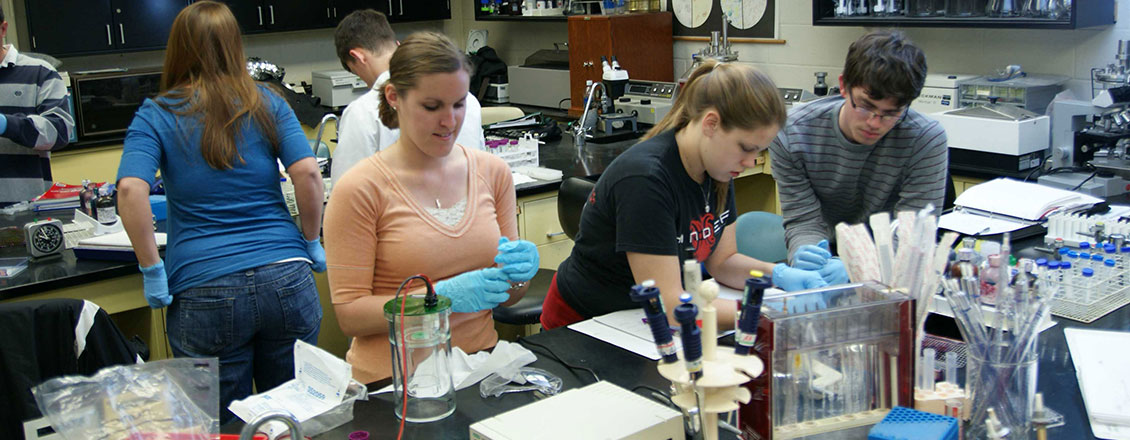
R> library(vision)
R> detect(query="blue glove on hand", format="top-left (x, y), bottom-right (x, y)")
top-left (793, 239), bottom-right (833, 271)
top-left (140, 260), bottom-right (172, 309)
top-left (772, 264), bottom-right (828, 313)
top-left (772, 263), bottom-right (829, 292)
top-left (494, 237), bottom-right (540, 282)
top-left (305, 238), bottom-right (326, 273)
top-left (819, 257), bottom-right (850, 285)
top-left (0, 115), bottom-right (8, 135)
top-left (435, 267), bottom-right (512, 313)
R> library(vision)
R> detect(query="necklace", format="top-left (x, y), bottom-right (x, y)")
top-left (701, 178), bottom-right (712, 214)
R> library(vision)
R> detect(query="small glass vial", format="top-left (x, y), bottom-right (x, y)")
top-left (979, 254), bottom-right (1001, 305)
top-left (95, 186), bottom-right (117, 226)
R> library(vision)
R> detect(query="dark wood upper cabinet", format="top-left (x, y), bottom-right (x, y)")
top-left (25, 0), bottom-right (184, 57)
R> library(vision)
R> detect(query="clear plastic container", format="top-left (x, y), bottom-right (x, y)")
top-left (385, 294), bottom-right (456, 423)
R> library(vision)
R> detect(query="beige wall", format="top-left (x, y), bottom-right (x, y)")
top-left (674, 1), bottom-right (1129, 100)
top-left (20, 0), bottom-right (1130, 183)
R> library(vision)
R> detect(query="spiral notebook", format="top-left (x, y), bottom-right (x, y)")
top-left (939, 178), bottom-right (1102, 236)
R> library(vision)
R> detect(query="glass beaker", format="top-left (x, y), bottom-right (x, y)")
top-left (946, 0), bottom-right (985, 16)
top-left (906, 0), bottom-right (943, 16)
top-left (870, 0), bottom-right (903, 16)
top-left (986, 0), bottom-right (1021, 16)
top-left (385, 294), bottom-right (456, 423)
top-left (834, 0), bottom-right (869, 17)
top-left (965, 350), bottom-right (1038, 440)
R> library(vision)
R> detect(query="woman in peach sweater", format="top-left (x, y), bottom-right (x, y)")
top-left (323, 32), bottom-right (537, 383)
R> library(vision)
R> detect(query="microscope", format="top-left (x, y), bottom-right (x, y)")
top-left (1039, 41), bottom-right (1130, 197)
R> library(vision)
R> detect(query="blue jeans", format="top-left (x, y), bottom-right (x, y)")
top-left (167, 260), bottom-right (322, 424)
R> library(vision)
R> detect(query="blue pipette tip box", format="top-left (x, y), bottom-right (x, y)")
top-left (868, 406), bottom-right (959, 440)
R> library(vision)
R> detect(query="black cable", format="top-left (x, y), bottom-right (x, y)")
top-left (518, 337), bottom-right (600, 383)
top-left (631, 384), bottom-right (677, 409)
top-left (1070, 171), bottom-right (1099, 191)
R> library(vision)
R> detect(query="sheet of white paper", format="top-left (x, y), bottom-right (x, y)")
top-left (1065, 328), bottom-right (1130, 432)
top-left (568, 309), bottom-right (681, 360)
top-left (511, 172), bottom-right (537, 185)
top-left (717, 283), bottom-right (786, 301)
top-left (938, 211), bottom-right (1031, 236)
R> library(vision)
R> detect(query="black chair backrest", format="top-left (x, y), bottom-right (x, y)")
top-left (558, 177), bottom-right (596, 240)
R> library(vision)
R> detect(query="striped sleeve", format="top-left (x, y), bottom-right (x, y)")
top-left (2, 67), bottom-right (73, 151)
top-left (894, 119), bottom-right (948, 214)
top-left (770, 129), bottom-right (830, 261)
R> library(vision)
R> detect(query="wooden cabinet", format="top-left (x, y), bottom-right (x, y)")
top-left (567, 12), bottom-right (673, 116)
top-left (25, 0), bottom-right (185, 56)
top-left (221, 0), bottom-right (332, 34)
top-left (952, 175), bottom-right (987, 197)
top-left (516, 192), bottom-right (574, 270)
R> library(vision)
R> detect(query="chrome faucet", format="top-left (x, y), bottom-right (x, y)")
top-left (239, 410), bottom-right (303, 440)
top-left (312, 113), bottom-right (339, 156)
top-left (573, 80), bottom-right (609, 148)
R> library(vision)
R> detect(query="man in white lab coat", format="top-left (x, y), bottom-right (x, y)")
top-left (330, 9), bottom-right (485, 185)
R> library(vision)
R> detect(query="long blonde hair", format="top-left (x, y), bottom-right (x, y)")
top-left (159, 1), bottom-right (279, 170)
top-left (377, 31), bottom-right (473, 129)
top-left (644, 60), bottom-right (786, 211)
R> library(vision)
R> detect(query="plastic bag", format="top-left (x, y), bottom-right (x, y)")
top-left (33, 358), bottom-right (220, 440)
top-left (479, 367), bottom-right (563, 398)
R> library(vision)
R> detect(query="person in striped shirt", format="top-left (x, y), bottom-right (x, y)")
top-left (0, 5), bottom-right (75, 206)
top-left (769, 30), bottom-right (948, 284)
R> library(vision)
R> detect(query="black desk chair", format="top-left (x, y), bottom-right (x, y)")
top-left (493, 177), bottom-right (596, 329)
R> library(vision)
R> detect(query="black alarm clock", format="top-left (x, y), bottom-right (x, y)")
top-left (24, 218), bottom-right (65, 259)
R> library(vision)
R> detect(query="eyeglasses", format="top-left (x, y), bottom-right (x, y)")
top-left (849, 93), bottom-right (905, 124)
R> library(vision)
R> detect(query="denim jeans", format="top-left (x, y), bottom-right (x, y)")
top-left (167, 260), bottom-right (322, 424)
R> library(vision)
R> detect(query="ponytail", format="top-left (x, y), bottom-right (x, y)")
top-left (377, 80), bottom-right (399, 129)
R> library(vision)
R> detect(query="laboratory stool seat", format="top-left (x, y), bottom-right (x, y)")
top-left (493, 268), bottom-right (556, 326)
top-left (735, 211), bottom-right (789, 264)
top-left (558, 177), bottom-right (597, 240)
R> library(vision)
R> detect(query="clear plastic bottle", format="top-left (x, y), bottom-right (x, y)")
top-left (979, 254), bottom-right (1001, 305)
top-left (1080, 268), bottom-right (1094, 302)
top-left (1079, 252), bottom-right (1092, 270)
top-left (1106, 259), bottom-right (1119, 287)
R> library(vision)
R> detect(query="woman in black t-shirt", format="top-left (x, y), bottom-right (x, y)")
top-left (543, 60), bottom-right (829, 330)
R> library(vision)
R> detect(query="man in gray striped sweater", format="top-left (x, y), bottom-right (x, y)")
top-left (769, 30), bottom-right (948, 285)
top-left (0, 5), bottom-right (75, 206)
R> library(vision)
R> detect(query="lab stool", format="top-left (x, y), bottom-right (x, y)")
top-left (493, 268), bottom-right (555, 340)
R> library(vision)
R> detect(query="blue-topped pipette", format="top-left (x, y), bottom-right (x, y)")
top-left (675, 293), bottom-right (704, 437)
top-left (629, 280), bottom-right (679, 364)
top-left (735, 270), bottom-right (770, 356)
top-left (676, 293), bottom-right (703, 379)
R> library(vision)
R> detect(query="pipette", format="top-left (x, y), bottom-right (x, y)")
top-left (629, 280), bottom-right (679, 364)
top-left (734, 271), bottom-right (770, 356)
top-left (675, 293), bottom-right (704, 438)
top-left (676, 293), bottom-right (703, 380)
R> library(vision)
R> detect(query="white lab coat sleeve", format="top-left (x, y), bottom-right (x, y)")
top-left (331, 91), bottom-right (383, 187)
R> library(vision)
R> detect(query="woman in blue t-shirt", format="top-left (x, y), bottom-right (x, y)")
top-left (544, 60), bottom-right (829, 330)
top-left (116, 1), bottom-right (325, 423)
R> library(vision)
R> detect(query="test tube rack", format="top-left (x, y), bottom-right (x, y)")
top-left (485, 133), bottom-right (540, 170)
top-left (1043, 244), bottom-right (1130, 323)
top-left (657, 281), bottom-right (763, 440)
top-left (1043, 211), bottom-right (1130, 248)
top-left (739, 283), bottom-right (916, 440)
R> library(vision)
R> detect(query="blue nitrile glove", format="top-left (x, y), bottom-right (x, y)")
top-left (435, 267), bottom-right (512, 313)
top-left (772, 263), bottom-right (829, 292)
top-left (140, 260), bottom-right (172, 309)
top-left (0, 115), bottom-right (8, 135)
top-left (305, 237), bottom-right (326, 272)
top-left (494, 237), bottom-right (540, 282)
top-left (819, 257), bottom-right (850, 285)
top-left (793, 239), bottom-right (833, 271)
